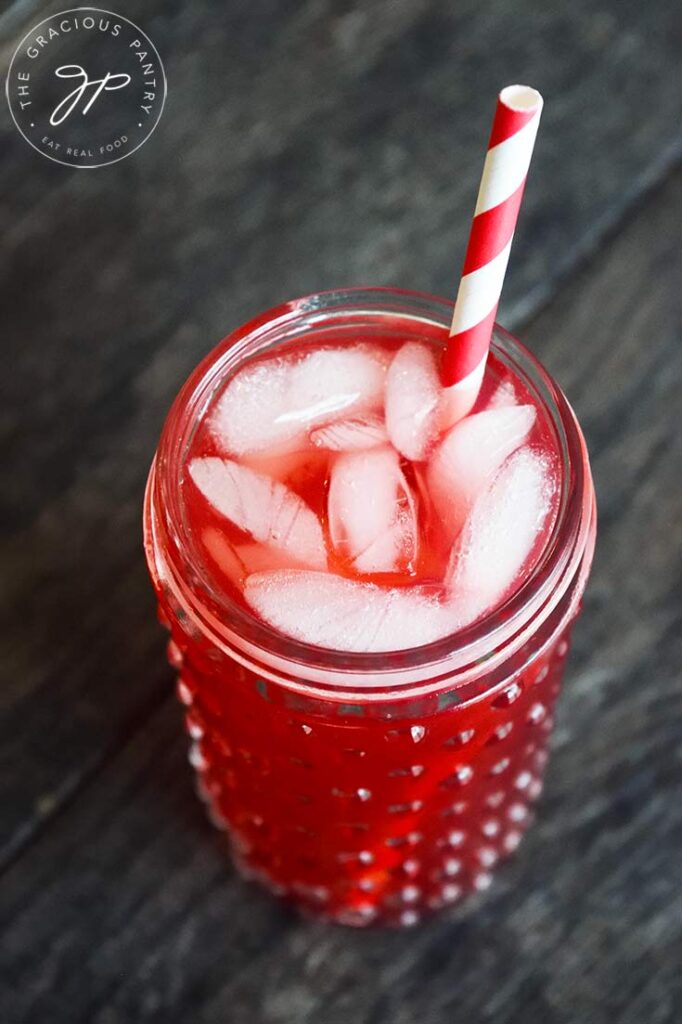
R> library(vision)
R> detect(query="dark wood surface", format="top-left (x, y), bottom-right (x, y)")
top-left (1, 2), bottom-right (681, 1021)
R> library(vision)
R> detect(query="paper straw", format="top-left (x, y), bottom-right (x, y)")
top-left (442, 85), bottom-right (543, 422)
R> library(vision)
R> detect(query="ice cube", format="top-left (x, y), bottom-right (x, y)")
top-left (328, 447), bottom-right (417, 573)
top-left (211, 344), bottom-right (388, 456)
top-left (411, 463), bottom-right (449, 576)
top-left (487, 378), bottom-right (519, 409)
top-left (310, 414), bottom-right (388, 451)
top-left (446, 448), bottom-right (554, 626)
top-left (202, 527), bottom-right (245, 586)
top-left (385, 342), bottom-right (442, 460)
top-left (202, 529), bottom-right (302, 588)
top-left (427, 405), bottom-right (535, 539)
top-left (240, 447), bottom-right (328, 499)
top-left (189, 457), bottom-right (327, 569)
top-left (244, 570), bottom-right (458, 653)
top-left (240, 448), bottom-right (318, 483)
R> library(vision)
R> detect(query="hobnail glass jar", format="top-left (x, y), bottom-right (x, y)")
top-left (144, 288), bottom-right (596, 926)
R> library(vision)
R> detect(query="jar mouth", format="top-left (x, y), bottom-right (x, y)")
top-left (147, 287), bottom-right (594, 697)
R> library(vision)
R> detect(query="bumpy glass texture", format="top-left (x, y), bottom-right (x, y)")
top-left (160, 594), bottom-right (572, 926)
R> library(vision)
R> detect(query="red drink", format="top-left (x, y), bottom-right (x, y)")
top-left (144, 289), bottom-right (595, 925)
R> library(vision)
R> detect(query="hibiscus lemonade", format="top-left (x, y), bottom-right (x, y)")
top-left (144, 289), bottom-right (595, 925)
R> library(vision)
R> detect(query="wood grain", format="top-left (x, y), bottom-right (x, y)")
top-left (2, 0), bottom-right (682, 868)
top-left (1, 159), bottom-right (679, 1023)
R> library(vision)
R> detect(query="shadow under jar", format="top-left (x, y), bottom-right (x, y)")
top-left (144, 288), bottom-right (596, 927)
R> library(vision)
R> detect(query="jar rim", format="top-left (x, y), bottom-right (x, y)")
top-left (145, 287), bottom-right (594, 700)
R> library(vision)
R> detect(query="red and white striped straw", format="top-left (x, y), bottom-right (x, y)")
top-left (442, 85), bottom-right (543, 422)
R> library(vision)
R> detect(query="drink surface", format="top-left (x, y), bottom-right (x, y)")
top-left (180, 326), bottom-right (561, 654)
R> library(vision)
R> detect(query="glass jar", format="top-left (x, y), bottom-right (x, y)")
top-left (144, 288), bottom-right (596, 926)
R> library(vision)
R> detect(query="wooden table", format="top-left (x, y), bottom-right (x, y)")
top-left (1, 2), bottom-right (681, 1021)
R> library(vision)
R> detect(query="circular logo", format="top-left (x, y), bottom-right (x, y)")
top-left (5, 8), bottom-right (166, 168)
